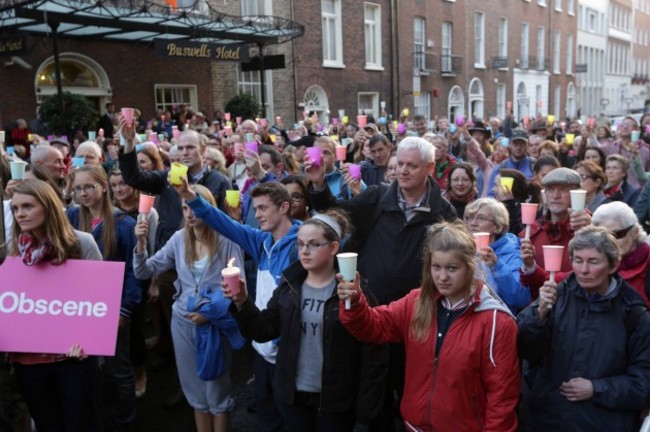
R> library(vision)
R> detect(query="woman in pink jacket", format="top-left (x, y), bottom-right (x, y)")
top-left (337, 221), bottom-right (520, 432)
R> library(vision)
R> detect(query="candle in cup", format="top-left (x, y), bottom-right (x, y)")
top-left (337, 252), bottom-right (358, 310)
top-left (222, 258), bottom-right (241, 296)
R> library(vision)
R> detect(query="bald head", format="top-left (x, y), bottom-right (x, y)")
top-left (32, 144), bottom-right (66, 179)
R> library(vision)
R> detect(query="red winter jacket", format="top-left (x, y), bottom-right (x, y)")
top-left (340, 282), bottom-right (520, 432)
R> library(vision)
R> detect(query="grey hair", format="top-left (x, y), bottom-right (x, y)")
top-left (569, 225), bottom-right (620, 269)
top-left (77, 141), bottom-right (102, 157)
top-left (397, 136), bottom-right (435, 164)
top-left (606, 154), bottom-right (630, 174)
top-left (592, 201), bottom-right (646, 244)
top-left (464, 198), bottom-right (510, 235)
top-left (422, 132), bottom-right (448, 148)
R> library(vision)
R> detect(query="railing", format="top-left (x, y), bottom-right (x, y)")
top-left (441, 54), bottom-right (463, 75)
top-left (413, 51), bottom-right (436, 74)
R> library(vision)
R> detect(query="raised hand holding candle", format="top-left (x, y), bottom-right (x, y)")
top-left (337, 253), bottom-right (358, 310)
top-left (138, 194), bottom-right (155, 215)
top-left (521, 203), bottom-right (539, 239)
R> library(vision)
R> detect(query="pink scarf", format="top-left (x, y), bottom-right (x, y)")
top-left (18, 232), bottom-right (53, 266)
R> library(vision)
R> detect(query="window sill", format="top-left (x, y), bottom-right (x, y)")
top-left (323, 62), bottom-right (346, 69)
top-left (364, 65), bottom-right (385, 71)
top-left (474, 63), bottom-right (486, 69)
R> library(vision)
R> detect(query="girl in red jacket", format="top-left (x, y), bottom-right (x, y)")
top-left (337, 221), bottom-right (520, 432)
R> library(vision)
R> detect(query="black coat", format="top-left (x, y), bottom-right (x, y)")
top-left (517, 273), bottom-right (650, 432)
top-left (309, 176), bottom-right (457, 305)
top-left (118, 150), bottom-right (230, 250)
top-left (229, 261), bottom-right (388, 422)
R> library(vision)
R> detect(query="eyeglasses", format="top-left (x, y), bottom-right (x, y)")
top-left (290, 193), bottom-right (305, 202)
top-left (464, 214), bottom-right (494, 224)
top-left (296, 241), bottom-right (332, 252)
top-left (579, 174), bottom-right (593, 181)
top-left (612, 225), bottom-right (635, 239)
top-left (72, 184), bottom-right (100, 194)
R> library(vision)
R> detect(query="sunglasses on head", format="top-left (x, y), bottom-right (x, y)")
top-left (612, 225), bottom-right (634, 239)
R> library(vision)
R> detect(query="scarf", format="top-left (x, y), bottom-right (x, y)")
top-left (444, 187), bottom-right (478, 204)
top-left (604, 183), bottom-right (622, 198)
top-left (620, 242), bottom-right (650, 273)
top-left (18, 232), bottom-right (53, 266)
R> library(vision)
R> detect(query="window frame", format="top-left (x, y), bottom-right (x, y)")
top-left (321, 0), bottom-right (345, 68)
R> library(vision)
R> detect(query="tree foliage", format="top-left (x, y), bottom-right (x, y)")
top-left (38, 92), bottom-right (99, 134)
top-left (224, 93), bottom-right (261, 120)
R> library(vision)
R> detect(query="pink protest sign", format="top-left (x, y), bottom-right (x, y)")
top-left (0, 257), bottom-right (125, 355)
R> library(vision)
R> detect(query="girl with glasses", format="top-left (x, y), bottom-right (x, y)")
top-left (222, 210), bottom-right (386, 432)
top-left (281, 175), bottom-right (311, 222)
top-left (66, 165), bottom-right (143, 431)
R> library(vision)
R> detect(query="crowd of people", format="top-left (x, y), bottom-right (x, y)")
top-left (1, 104), bottom-right (650, 432)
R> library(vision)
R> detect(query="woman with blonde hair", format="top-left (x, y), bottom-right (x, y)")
top-left (133, 184), bottom-right (245, 432)
top-left (9, 179), bottom-right (102, 431)
top-left (66, 165), bottom-right (142, 431)
top-left (337, 221), bottom-right (520, 431)
top-left (204, 147), bottom-right (229, 179)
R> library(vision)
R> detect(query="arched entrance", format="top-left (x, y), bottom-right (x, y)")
top-left (448, 85), bottom-right (465, 123)
top-left (303, 85), bottom-right (329, 124)
top-left (35, 53), bottom-right (111, 112)
top-left (468, 78), bottom-right (484, 120)
top-left (516, 82), bottom-right (529, 121)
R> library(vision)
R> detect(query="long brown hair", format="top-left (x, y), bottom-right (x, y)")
top-left (10, 179), bottom-right (80, 264)
top-left (410, 221), bottom-right (477, 342)
top-left (183, 184), bottom-right (221, 267)
top-left (73, 165), bottom-right (116, 259)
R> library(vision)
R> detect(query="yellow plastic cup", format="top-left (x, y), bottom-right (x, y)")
top-left (565, 133), bottom-right (575, 145)
top-left (547, 115), bottom-right (555, 124)
top-left (225, 190), bottom-right (241, 208)
top-left (500, 176), bottom-right (514, 192)
top-left (402, 108), bottom-right (410, 117)
top-left (169, 162), bottom-right (188, 186)
top-left (342, 115), bottom-right (349, 124)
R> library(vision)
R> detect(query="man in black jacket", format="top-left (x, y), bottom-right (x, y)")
top-left (305, 135), bottom-right (457, 431)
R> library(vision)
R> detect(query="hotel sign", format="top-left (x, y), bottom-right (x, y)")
top-left (154, 39), bottom-right (250, 62)
top-left (0, 34), bottom-right (26, 57)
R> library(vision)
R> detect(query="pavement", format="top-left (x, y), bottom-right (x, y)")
top-left (134, 342), bottom-right (257, 432)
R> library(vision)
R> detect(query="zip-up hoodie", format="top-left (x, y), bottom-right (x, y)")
top-left (340, 280), bottom-right (520, 432)
top-left (186, 194), bottom-right (301, 363)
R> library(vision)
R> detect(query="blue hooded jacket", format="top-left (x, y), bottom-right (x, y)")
top-left (482, 233), bottom-right (531, 313)
top-left (186, 194), bottom-right (301, 363)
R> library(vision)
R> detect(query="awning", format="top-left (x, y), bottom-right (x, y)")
top-left (0, 0), bottom-right (305, 45)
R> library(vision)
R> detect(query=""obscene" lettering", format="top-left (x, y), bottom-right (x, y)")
top-left (0, 292), bottom-right (108, 318)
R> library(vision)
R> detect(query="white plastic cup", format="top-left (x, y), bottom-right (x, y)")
top-left (570, 190), bottom-right (587, 212)
top-left (337, 252), bottom-right (358, 310)
top-left (10, 161), bottom-right (27, 180)
top-left (632, 130), bottom-right (641, 141)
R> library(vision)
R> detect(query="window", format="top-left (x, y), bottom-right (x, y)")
top-left (358, 92), bottom-right (379, 118)
top-left (364, 3), bottom-right (382, 69)
top-left (474, 11), bottom-right (485, 67)
top-left (554, 85), bottom-right (561, 118)
top-left (496, 84), bottom-right (506, 119)
top-left (567, 0), bottom-right (574, 14)
top-left (241, 0), bottom-right (266, 15)
top-left (321, 0), bottom-right (344, 67)
top-left (537, 26), bottom-right (545, 69)
top-left (553, 31), bottom-right (561, 73)
top-left (521, 22), bottom-right (529, 69)
top-left (155, 85), bottom-right (197, 112)
top-left (566, 32), bottom-right (573, 73)
top-left (414, 92), bottom-right (431, 123)
top-left (442, 22), bottom-right (453, 73)
top-left (237, 68), bottom-right (266, 104)
top-left (498, 18), bottom-right (508, 58)
top-left (554, 0), bottom-right (561, 11)
top-left (536, 85), bottom-right (543, 112)
top-left (538, 0), bottom-right (546, 6)
top-left (413, 17), bottom-right (426, 71)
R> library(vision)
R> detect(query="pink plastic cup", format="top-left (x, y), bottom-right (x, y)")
top-left (172, 129), bottom-right (181, 139)
top-left (121, 108), bottom-right (135, 126)
top-left (245, 141), bottom-right (258, 154)
top-left (348, 164), bottom-right (362, 180)
top-left (357, 115), bottom-right (367, 128)
top-left (473, 232), bottom-right (490, 250)
top-left (542, 245), bottom-right (564, 272)
top-left (138, 194), bottom-right (155, 214)
top-left (306, 147), bottom-right (322, 166)
top-left (521, 203), bottom-right (539, 225)
top-left (336, 146), bottom-right (347, 161)
top-left (148, 132), bottom-right (158, 145)
top-left (455, 115), bottom-right (464, 126)
top-left (221, 266), bottom-right (241, 296)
